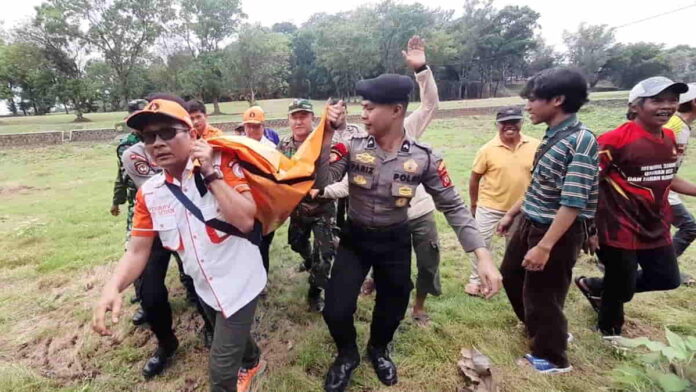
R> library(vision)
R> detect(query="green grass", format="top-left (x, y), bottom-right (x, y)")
top-left (0, 91), bottom-right (628, 135)
top-left (0, 104), bottom-right (694, 392)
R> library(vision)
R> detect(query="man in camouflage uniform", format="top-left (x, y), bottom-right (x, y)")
top-left (110, 99), bottom-right (148, 325)
top-left (111, 99), bottom-right (148, 239)
top-left (278, 99), bottom-right (337, 312)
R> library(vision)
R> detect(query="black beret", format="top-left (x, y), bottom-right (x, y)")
top-left (356, 74), bottom-right (413, 104)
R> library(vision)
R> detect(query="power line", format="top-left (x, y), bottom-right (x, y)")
top-left (612, 2), bottom-right (696, 29)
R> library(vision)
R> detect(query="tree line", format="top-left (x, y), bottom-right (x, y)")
top-left (0, 0), bottom-right (694, 120)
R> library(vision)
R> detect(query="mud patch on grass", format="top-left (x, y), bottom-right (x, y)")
top-left (0, 185), bottom-right (49, 196)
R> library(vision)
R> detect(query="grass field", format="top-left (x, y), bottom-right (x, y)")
top-left (0, 91), bottom-right (628, 135)
top-left (0, 103), bottom-right (694, 392)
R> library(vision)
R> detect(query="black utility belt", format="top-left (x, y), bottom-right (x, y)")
top-left (347, 219), bottom-right (409, 234)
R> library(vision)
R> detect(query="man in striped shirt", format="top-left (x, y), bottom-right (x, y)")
top-left (497, 67), bottom-right (599, 374)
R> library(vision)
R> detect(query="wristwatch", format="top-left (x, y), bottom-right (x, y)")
top-left (203, 168), bottom-right (223, 186)
top-left (415, 64), bottom-right (428, 73)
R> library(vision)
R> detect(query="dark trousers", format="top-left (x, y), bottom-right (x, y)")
top-left (201, 298), bottom-right (260, 392)
top-left (138, 237), bottom-right (214, 345)
top-left (409, 211), bottom-right (442, 296)
top-left (260, 231), bottom-right (275, 273)
top-left (337, 197), bottom-right (348, 230)
top-left (322, 220), bottom-right (412, 357)
top-left (500, 216), bottom-right (583, 368)
top-left (584, 245), bottom-right (681, 335)
top-left (288, 205), bottom-right (336, 290)
top-left (672, 203), bottom-right (696, 257)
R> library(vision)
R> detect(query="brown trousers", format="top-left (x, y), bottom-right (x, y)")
top-left (500, 215), bottom-right (583, 368)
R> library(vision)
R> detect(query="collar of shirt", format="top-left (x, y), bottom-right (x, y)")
top-left (495, 133), bottom-right (530, 151)
top-left (366, 132), bottom-right (413, 162)
top-left (544, 114), bottom-right (579, 139)
top-left (156, 159), bottom-right (196, 187)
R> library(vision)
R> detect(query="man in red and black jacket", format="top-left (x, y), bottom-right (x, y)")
top-left (576, 77), bottom-right (696, 337)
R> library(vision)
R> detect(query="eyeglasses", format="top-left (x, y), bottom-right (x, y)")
top-left (141, 127), bottom-right (189, 144)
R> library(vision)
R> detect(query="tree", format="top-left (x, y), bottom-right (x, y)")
top-left (664, 45), bottom-right (696, 82)
top-left (0, 42), bottom-right (56, 115)
top-left (563, 23), bottom-right (616, 87)
top-left (225, 24), bottom-right (291, 103)
top-left (526, 37), bottom-right (560, 76)
top-left (604, 42), bottom-right (672, 89)
top-left (176, 0), bottom-right (245, 114)
top-left (43, 0), bottom-right (174, 108)
top-left (19, 4), bottom-right (97, 120)
top-left (310, 10), bottom-right (380, 98)
top-left (271, 22), bottom-right (297, 35)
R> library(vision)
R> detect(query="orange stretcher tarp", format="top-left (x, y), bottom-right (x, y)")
top-left (207, 112), bottom-right (328, 235)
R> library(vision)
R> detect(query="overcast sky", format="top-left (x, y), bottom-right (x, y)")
top-left (2, 0), bottom-right (695, 50)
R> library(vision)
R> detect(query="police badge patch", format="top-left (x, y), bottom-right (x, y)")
top-left (403, 159), bottom-right (418, 173)
top-left (229, 161), bottom-right (245, 178)
top-left (134, 160), bottom-right (149, 175)
top-left (437, 161), bottom-right (452, 188)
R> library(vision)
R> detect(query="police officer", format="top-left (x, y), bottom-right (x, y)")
top-left (318, 76), bottom-right (503, 392)
top-left (110, 98), bottom-right (148, 324)
top-left (278, 99), bottom-right (337, 312)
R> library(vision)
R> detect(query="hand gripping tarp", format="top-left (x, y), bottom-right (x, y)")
top-left (206, 112), bottom-right (329, 235)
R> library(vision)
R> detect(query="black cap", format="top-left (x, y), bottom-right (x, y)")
top-left (356, 74), bottom-right (413, 104)
top-left (496, 106), bottom-right (523, 122)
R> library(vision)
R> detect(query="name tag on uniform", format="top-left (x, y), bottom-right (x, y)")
top-left (356, 153), bottom-right (376, 164)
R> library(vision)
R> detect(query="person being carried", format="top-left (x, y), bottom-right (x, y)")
top-left (93, 99), bottom-right (266, 392)
top-left (497, 67), bottom-right (599, 374)
top-left (575, 77), bottom-right (696, 339)
top-left (466, 106), bottom-right (540, 296)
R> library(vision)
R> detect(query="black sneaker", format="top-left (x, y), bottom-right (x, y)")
top-left (142, 336), bottom-right (179, 379)
top-left (324, 354), bottom-right (360, 392)
top-left (307, 287), bottom-right (324, 313)
top-left (132, 307), bottom-right (147, 326)
top-left (366, 345), bottom-right (398, 386)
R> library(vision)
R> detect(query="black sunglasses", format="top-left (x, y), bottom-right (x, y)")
top-left (141, 127), bottom-right (189, 144)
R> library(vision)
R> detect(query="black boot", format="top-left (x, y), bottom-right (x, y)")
top-left (324, 353), bottom-right (360, 392)
top-left (142, 336), bottom-right (179, 379)
top-left (201, 327), bottom-right (214, 349)
top-left (132, 307), bottom-right (147, 326)
top-left (366, 344), bottom-right (398, 386)
top-left (307, 286), bottom-right (324, 313)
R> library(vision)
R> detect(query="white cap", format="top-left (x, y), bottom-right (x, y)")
top-left (680, 83), bottom-right (696, 104)
top-left (628, 76), bottom-right (688, 103)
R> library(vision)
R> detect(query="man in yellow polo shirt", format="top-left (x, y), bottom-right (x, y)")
top-left (466, 106), bottom-right (540, 295)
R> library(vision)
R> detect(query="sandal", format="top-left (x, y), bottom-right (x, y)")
top-left (412, 313), bottom-right (431, 327)
top-left (574, 276), bottom-right (601, 313)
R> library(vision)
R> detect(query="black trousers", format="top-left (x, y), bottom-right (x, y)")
top-left (500, 216), bottom-right (583, 368)
top-left (322, 220), bottom-right (412, 357)
top-left (138, 237), bottom-right (214, 345)
top-left (260, 231), bottom-right (275, 273)
top-left (584, 245), bottom-right (681, 335)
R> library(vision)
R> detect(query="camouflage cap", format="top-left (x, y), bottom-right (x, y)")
top-left (288, 99), bottom-right (314, 114)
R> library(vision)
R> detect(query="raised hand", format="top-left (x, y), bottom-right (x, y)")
top-left (402, 35), bottom-right (426, 71)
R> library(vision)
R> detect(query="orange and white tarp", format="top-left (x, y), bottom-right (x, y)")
top-left (206, 113), bottom-right (328, 235)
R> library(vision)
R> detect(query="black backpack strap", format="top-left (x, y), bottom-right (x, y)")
top-left (164, 181), bottom-right (262, 246)
top-left (532, 123), bottom-right (584, 172)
